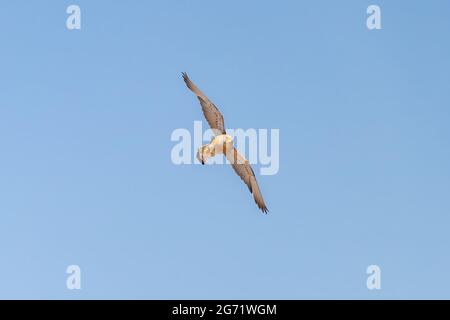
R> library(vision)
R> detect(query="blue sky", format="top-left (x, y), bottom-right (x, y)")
top-left (1, 1), bottom-right (450, 299)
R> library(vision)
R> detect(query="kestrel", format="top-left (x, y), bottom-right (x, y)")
top-left (182, 72), bottom-right (269, 213)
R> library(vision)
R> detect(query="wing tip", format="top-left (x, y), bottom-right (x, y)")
top-left (260, 206), bottom-right (269, 214)
top-left (182, 72), bottom-right (195, 91)
top-left (181, 72), bottom-right (188, 85)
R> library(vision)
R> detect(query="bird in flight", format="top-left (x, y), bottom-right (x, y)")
top-left (182, 72), bottom-right (269, 214)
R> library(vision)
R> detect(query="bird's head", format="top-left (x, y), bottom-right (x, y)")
top-left (196, 149), bottom-right (205, 165)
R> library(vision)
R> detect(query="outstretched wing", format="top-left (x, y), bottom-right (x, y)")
top-left (182, 72), bottom-right (226, 135)
top-left (225, 147), bottom-right (269, 214)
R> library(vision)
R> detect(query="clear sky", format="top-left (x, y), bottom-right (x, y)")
top-left (1, 1), bottom-right (450, 299)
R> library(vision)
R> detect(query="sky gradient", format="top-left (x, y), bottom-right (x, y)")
top-left (1, 1), bottom-right (450, 299)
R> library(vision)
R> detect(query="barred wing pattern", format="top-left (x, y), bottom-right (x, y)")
top-left (182, 72), bottom-right (226, 135)
top-left (226, 147), bottom-right (269, 214)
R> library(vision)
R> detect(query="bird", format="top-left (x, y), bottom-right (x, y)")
top-left (182, 72), bottom-right (269, 214)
